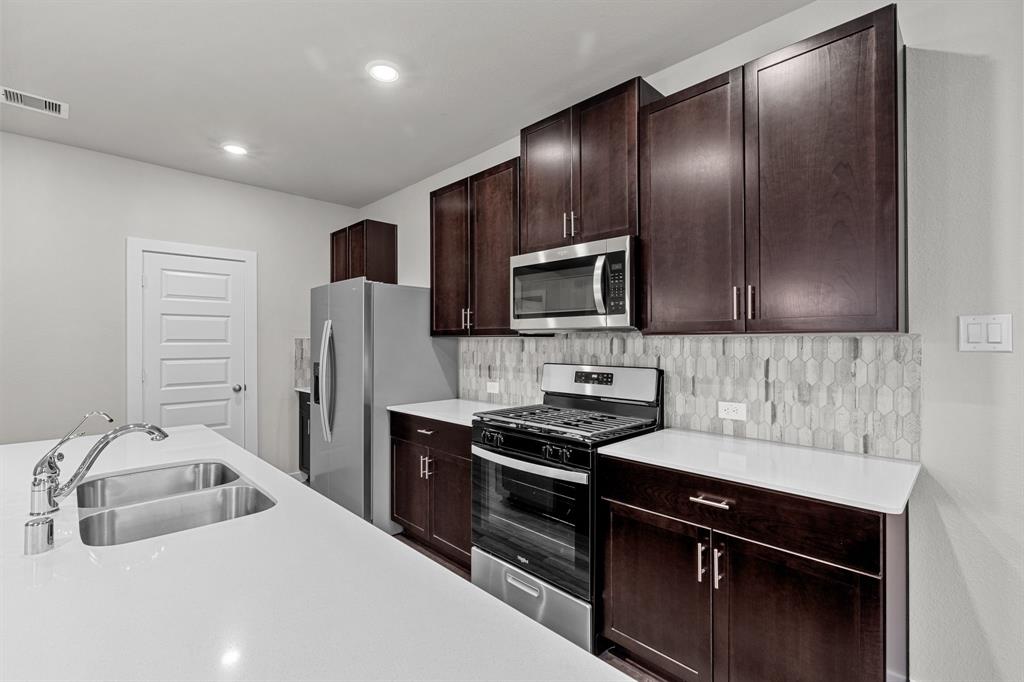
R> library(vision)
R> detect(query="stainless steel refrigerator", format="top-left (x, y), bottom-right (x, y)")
top-left (310, 278), bottom-right (458, 533)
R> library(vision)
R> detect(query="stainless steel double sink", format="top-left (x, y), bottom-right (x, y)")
top-left (76, 461), bottom-right (275, 546)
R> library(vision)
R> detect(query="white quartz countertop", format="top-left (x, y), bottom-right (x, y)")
top-left (388, 398), bottom-right (509, 427)
top-left (1, 425), bottom-right (625, 681)
top-left (599, 428), bottom-right (921, 514)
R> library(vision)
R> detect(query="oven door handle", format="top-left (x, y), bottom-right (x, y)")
top-left (592, 254), bottom-right (607, 315)
top-left (471, 446), bottom-right (589, 485)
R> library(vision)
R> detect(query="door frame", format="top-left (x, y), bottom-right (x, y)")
top-left (125, 237), bottom-right (259, 454)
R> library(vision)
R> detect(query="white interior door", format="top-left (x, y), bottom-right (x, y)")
top-left (142, 251), bottom-right (247, 445)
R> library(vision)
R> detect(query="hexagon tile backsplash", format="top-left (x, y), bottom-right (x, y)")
top-left (459, 333), bottom-right (922, 460)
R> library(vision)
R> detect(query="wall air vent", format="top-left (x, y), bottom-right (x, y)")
top-left (1, 87), bottom-right (68, 118)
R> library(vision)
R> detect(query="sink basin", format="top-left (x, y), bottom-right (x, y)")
top-left (77, 461), bottom-right (240, 508)
top-left (79, 485), bottom-right (276, 546)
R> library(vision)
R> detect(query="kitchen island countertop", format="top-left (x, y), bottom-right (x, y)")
top-left (0, 425), bottom-right (624, 681)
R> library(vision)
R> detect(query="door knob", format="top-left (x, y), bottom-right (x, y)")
top-left (232, 384), bottom-right (242, 393)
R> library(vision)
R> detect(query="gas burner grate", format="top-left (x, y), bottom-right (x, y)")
top-left (476, 404), bottom-right (654, 440)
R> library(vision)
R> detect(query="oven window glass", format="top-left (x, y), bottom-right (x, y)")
top-left (512, 255), bottom-right (602, 320)
top-left (472, 452), bottom-right (591, 599)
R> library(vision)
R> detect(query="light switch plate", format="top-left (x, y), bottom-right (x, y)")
top-left (718, 401), bottom-right (747, 421)
top-left (486, 381), bottom-right (500, 394)
top-left (959, 314), bottom-right (1013, 352)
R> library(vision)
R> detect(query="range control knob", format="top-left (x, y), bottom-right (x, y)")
top-left (484, 431), bottom-right (503, 447)
top-left (544, 445), bottom-right (563, 462)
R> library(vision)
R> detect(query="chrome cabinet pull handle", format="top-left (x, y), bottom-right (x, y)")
top-left (713, 548), bottom-right (724, 590)
top-left (570, 211), bottom-right (576, 237)
top-left (416, 429), bottom-right (434, 435)
top-left (466, 309), bottom-right (473, 328)
top-left (697, 541), bottom-right (706, 583)
top-left (689, 494), bottom-right (731, 510)
top-left (732, 286), bottom-right (740, 321)
top-left (747, 284), bottom-right (755, 320)
top-left (424, 457), bottom-right (433, 479)
top-left (419, 455), bottom-right (425, 479)
top-left (562, 212), bottom-right (568, 239)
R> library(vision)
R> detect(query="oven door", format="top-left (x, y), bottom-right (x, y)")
top-left (509, 236), bottom-right (631, 332)
top-left (471, 445), bottom-right (591, 600)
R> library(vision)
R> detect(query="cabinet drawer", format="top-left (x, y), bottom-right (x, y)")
top-left (389, 412), bottom-right (470, 458)
top-left (599, 456), bottom-right (882, 575)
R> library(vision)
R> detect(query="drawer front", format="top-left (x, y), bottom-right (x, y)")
top-left (390, 412), bottom-right (470, 458)
top-left (599, 456), bottom-right (882, 575)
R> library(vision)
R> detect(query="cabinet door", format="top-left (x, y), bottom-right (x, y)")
top-left (427, 448), bottom-right (472, 567)
top-left (640, 69), bottom-right (745, 334)
top-left (572, 80), bottom-right (639, 243)
top-left (712, 534), bottom-right (882, 682)
top-left (348, 221), bottom-right (365, 279)
top-left (391, 439), bottom-right (430, 542)
top-left (744, 6), bottom-right (900, 332)
top-left (469, 158), bottom-right (518, 336)
top-left (430, 179), bottom-right (470, 335)
top-left (600, 500), bottom-right (712, 682)
top-left (520, 108), bottom-right (573, 253)
top-left (330, 228), bottom-right (349, 282)
top-left (362, 220), bottom-right (398, 284)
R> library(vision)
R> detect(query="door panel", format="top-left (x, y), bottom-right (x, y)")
top-left (574, 81), bottom-right (637, 242)
top-left (428, 448), bottom-right (472, 566)
top-left (520, 108), bottom-right (573, 253)
top-left (330, 228), bottom-right (349, 282)
top-left (601, 500), bottom-right (712, 682)
top-left (745, 7), bottom-right (898, 331)
top-left (392, 438), bottom-right (429, 542)
top-left (712, 534), bottom-right (882, 682)
top-left (142, 252), bottom-right (245, 446)
top-left (348, 222), bottom-right (366, 279)
top-left (322, 280), bottom-right (369, 517)
top-left (641, 70), bottom-right (745, 334)
top-left (469, 158), bottom-right (518, 335)
top-left (430, 179), bottom-right (470, 335)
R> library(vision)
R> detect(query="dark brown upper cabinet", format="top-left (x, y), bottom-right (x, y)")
top-left (330, 219), bottom-right (397, 284)
top-left (744, 5), bottom-right (904, 332)
top-left (430, 179), bottom-right (471, 335)
top-left (519, 78), bottom-right (662, 254)
top-left (640, 69), bottom-right (745, 334)
top-left (469, 159), bottom-right (519, 335)
top-left (639, 5), bottom-right (904, 335)
top-left (430, 158), bottom-right (519, 336)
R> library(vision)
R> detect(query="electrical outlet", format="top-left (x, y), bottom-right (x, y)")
top-left (717, 401), bottom-right (747, 421)
top-left (486, 381), bottom-right (500, 394)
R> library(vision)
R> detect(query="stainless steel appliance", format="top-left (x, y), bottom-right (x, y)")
top-left (310, 278), bottom-right (458, 532)
top-left (509, 236), bottom-right (633, 332)
top-left (470, 363), bottom-right (663, 650)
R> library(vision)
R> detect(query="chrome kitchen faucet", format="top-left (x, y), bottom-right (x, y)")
top-left (29, 413), bottom-right (170, 516)
top-left (25, 412), bottom-right (169, 554)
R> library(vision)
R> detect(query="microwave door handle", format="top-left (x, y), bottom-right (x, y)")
top-left (592, 255), bottom-right (607, 315)
top-left (471, 446), bottom-right (589, 485)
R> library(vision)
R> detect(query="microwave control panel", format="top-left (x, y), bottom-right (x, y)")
top-left (607, 252), bottom-right (627, 315)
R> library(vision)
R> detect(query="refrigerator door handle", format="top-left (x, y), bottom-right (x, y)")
top-left (318, 319), bottom-right (333, 443)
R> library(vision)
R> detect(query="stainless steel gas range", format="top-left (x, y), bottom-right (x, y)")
top-left (470, 363), bottom-right (664, 651)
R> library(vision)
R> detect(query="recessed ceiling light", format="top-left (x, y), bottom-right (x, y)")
top-left (221, 143), bottom-right (248, 156)
top-left (366, 61), bottom-right (399, 83)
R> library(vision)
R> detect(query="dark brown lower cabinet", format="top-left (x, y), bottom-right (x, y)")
top-left (712, 535), bottom-right (881, 682)
top-left (390, 413), bottom-right (472, 569)
top-left (598, 456), bottom-right (906, 682)
top-left (427, 448), bottom-right (472, 564)
top-left (602, 500), bottom-right (711, 681)
top-left (391, 438), bottom-right (429, 543)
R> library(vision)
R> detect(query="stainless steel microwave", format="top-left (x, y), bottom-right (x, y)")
top-left (509, 236), bottom-right (633, 333)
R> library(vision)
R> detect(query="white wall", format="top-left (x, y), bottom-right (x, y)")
top-left (0, 133), bottom-right (359, 472)
top-left (362, 2), bottom-right (1024, 679)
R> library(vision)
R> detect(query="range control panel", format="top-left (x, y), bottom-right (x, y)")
top-left (574, 371), bottom-right (614, 386)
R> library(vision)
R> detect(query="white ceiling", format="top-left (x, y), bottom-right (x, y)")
top-left (1, 0), bottom-right (809, 208)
